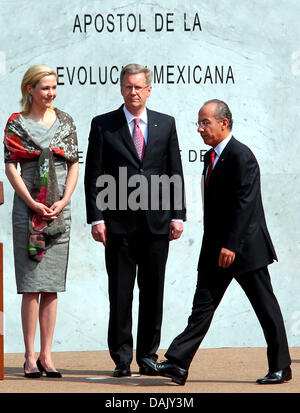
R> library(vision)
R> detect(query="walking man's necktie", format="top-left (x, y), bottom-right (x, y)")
top-left (132, 118), bottom-right (145, 160)
top-left (205, 149), bottom-right (216, 187)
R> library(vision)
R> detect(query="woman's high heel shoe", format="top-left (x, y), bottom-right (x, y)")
top-left (37, 358), bottom-right (62, 378)
top-left (23, 362), bottom-right (41, 378)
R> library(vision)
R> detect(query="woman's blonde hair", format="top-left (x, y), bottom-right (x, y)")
top-left (20, 64), bottom-right (57, 114)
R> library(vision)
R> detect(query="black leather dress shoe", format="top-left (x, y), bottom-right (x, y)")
top-left (139, 364), bottom-right (159, 376)
top-left (142, 357), bottom-right (188, 385)
top-left (256, 367), bottom-right (292, 384)
top-left (113, 365), bottom-right (131, 377)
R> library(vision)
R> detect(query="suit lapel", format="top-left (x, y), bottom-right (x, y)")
top-left (204, 136), bottom-right (236, 186)
top-left (142, 109), bottom-right (159, 162)
top-left (211, 136), bottom-right (235, 177)
top-left (116, 106), bottom-right (162, 164)
top-left (117, 105), bottom-right (141, 163)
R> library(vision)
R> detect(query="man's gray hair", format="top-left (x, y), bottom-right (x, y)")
top-left (204, 99), bottom-right (233, 130)
top-left (120, 64), bottom-right (153, 87)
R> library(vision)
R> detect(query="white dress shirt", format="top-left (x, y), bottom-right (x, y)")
top-left (123, 105), bottom-right (148, 143)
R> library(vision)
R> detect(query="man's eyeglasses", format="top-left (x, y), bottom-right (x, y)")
top-left (195, 120), bottom-right (211, 128)
top-left (123, 85), bottom-right (149, 94)
top-left (196, 119), bottom-right (224, 128)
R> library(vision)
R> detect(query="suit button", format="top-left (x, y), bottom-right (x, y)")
top-left (139, 168), bottom-right (144, 173)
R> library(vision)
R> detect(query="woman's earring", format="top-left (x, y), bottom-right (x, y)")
top-left (28, 93), bottom-right (32, 105)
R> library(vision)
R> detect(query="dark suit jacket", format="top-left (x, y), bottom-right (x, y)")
top-left (198, 136), bottom-right (277, 273)
top-left (84, 105), bottom-right (186, 234)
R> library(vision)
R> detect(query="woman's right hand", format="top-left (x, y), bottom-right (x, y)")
top-left (5, 163), bottom-right (58, 221)
top-left (31, 201), bottom-right (56, 220)
top-left (5, 163), bottom-right (56, 221)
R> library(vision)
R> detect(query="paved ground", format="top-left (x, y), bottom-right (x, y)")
top-left (0, 347), bottom-right (299, 396)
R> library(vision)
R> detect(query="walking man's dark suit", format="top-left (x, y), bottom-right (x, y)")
top-left (84, 64), bottom-right (186, 377)
top-left (143, 99), bottom-right (291, 385)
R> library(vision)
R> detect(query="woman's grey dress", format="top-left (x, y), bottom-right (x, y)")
top-left (13, 116), bottom-right (71, 293)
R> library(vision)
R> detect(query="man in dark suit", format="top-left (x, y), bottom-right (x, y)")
top-left (142, 99), bottom-right (291, 385)
top-left (84, 64), bottom-right (186, 377)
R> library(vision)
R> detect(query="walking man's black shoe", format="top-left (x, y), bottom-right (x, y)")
top-left (256, 366), bottom-right (292, 384)
top-left (142, 357), bottom-right (188, 385)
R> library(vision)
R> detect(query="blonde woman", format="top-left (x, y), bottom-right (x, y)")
top-left (4, 65), bottom-right (79, 378)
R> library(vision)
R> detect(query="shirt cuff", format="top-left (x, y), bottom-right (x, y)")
top-left (92, 220), bottom-right (105, 226)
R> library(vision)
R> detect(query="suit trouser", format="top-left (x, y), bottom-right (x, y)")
top-left (105, 225), bottom-right (169, 367)
top-left (165, 265), bottom-right (291, 372)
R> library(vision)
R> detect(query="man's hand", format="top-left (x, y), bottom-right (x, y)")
top-left (218, 247), bottom-right (236, 268)
top-left (169, 221), bottom-right (183, 241)
top-left (92, 223), bottom-right (107, 246)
